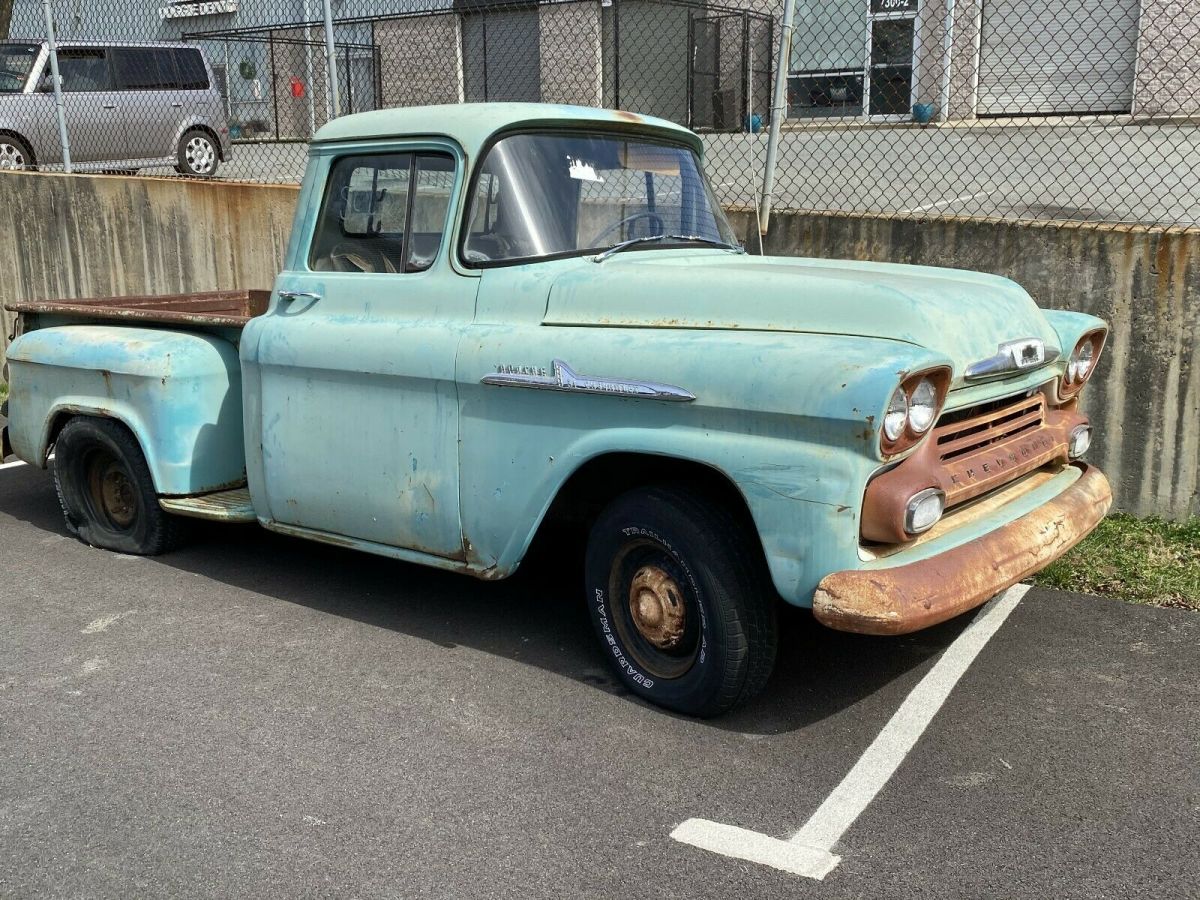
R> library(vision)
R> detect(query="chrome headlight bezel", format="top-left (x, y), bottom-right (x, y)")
top-left (880, 367), bottom-right (953, 458)
top-left (1060, 329), bottom-right (1106, 398)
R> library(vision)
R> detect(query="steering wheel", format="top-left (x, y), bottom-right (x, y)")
top-left (588, 211), bottom-right (666, 247)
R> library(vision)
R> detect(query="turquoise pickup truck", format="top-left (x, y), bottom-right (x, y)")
top-left (2, 103), bottom-right (1112, 716)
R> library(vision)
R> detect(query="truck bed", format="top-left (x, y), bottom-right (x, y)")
top-left (5, 289), bottom-right (270, 329)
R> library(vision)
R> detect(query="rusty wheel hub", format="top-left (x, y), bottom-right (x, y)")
top-left (628, 565), bottom-right (686, 650)
top-left (89, 458), bottom-right (137, 529)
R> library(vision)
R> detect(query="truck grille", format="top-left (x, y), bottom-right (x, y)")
top-left (935, 393), bottom-right (1046, 463)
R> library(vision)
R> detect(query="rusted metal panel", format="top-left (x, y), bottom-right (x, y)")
top-left (5, 290), bottom-right (270, 329)
top-left (813, 465), bottom-right (1113, 636)
top-left (861, 389), bottom-right (1089, 543)
top-left (159, 487), bottom-right (255, 523)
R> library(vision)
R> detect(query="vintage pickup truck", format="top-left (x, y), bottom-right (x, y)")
top-left (2, 103), bottom-right (1112, 716)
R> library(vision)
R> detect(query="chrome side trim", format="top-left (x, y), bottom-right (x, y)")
top-left (481, 359), bottom-right (696, 402)
top-left (964, 338), bottom-right (1059, 381)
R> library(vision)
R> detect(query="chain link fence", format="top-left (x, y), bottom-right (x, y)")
top-left (1, 0), bottom-right (1197, 226)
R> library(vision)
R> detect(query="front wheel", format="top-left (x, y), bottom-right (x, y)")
top-left (53, 417), bottom-right (186, 555)
top-left (175, 129), bottom-right (219, 178)
top-left (584, 486), bottom-right (778, 717)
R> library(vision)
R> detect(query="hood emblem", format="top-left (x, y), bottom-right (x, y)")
top-left (482, 359), bottom-right (695, 402)
top-left (965, 338), bottom-right (1057, 381)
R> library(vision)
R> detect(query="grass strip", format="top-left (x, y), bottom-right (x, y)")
top-left (1034, 513), bottom-right (1200, 611)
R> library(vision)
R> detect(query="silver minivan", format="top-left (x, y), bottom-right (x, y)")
top-left (0, 40), bottom-right (231, 177)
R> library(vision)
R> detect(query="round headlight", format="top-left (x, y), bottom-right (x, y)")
top-left (883, 386), bottom-right (908, 442)
top-left (908, 378), bottom-right (938, 433)
top-left (1069, 340), bottom-right (1095, 383)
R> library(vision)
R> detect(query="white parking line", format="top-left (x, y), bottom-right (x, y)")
top-left (0, 459), bottom-right (28, 470)
top-left (672, 584), bottom-right (1029, 880)
top-left (901, 189), bottom-right (998, 214)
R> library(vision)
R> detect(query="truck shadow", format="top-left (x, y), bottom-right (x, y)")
top-left (162, 518), bottom-right (973, 736)
top-left (0, 464), bottom-right (973, 735)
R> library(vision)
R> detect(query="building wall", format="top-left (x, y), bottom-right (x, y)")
top-left (611, 0), bottom-right (691, 122)
top-left (539, 2), bottom-right (603, 106)
top-left (377, 15), bottom-right (464, 108)
top-left (1132, 0), bottom-right (1200, 118)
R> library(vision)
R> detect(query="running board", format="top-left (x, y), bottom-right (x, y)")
top-left (159, 487), bottom-right (256, 523)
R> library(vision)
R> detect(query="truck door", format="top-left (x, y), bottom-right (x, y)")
top-left (244, 146), bottom-right (470, 559)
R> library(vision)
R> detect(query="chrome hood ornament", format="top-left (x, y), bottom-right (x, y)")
top-left (964, 338), bottom-right (1057, 382)
top-left (482, 359), bottom-right (695, 402)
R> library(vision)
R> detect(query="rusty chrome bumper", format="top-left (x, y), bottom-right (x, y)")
top-left (812, 464), bottom-right (1112, 636)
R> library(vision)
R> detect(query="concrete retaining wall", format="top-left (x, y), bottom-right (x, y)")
top-left (727, 211), bottom-right (1200, 520)
top-left (0, 172), bottom-right (298, 359)
top-left (1, 172), bottom-right (1195, 519)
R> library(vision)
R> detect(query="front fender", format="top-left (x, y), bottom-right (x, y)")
top-left (458, 326), bottom-right (949, 604)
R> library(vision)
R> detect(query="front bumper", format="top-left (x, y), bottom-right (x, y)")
top-left (812, 464), bottom-right (1112, 635)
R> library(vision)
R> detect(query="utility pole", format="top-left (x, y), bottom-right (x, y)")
top-left (0, 0), bottom-right (15, 39)
top-left (42, 0), bottom-right (72, 173)
top-left (321, 0), bottom-right (341, 120)
top-left (758, 0), bottom-right (797, 237)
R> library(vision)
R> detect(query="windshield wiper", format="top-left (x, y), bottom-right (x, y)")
top-left (591, 234), bottom-right (745, 263)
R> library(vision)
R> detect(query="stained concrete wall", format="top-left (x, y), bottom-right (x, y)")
top-left (0, 172), bottom-right (298, 364)
top-left (1, 173), bottom-right (1195, 519)
top-left (727, 210), bottom-right (1200, 520)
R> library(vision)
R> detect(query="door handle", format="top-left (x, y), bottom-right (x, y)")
top-left (171, 102), bottom-right (183, 108)
top-left (278, 289), bottom-right (321, 303)
top-left (102, 104), bottom-right (117, 110)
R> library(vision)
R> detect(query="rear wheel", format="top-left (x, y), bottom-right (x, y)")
top-left (175, 129), bottom-right (219, 178)
top-left (53, 417), bottom-right (186, 555)
top-left (584, 485), bottom-right (778, 717)
top-left (0, 136), bottom-right (34, 171)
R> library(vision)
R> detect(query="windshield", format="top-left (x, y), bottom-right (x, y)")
top-left (461, 132), bottom-right (738, 266)
top-left (0, 43), bottom-right (39, 93)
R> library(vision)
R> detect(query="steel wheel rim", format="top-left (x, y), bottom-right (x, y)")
top-left (608, 541), bottom-right (701, 680)
top-left (629, 565), bottom-right (687, 650)
top-left (0, 143), bottom-right (27, 170)
top-left (84, 450), bottom-right (138, 531)
top-left (185, 136), bottom-right (215, 174)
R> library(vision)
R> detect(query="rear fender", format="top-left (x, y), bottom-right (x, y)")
top-left (5, 325), bottom-right (245, 495)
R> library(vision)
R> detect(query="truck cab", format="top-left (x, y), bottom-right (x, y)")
top-left (2, 103), bottom-right (1112, 716)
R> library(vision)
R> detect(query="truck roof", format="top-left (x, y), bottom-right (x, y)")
top-left (311, 102), bottom-right (702, 157)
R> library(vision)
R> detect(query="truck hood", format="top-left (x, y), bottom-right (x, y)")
top-left (543, 253), bottom-right (1061, 381)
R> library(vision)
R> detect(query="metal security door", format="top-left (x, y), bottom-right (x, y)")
top-left (977, 0), bottom-right (1139, 115)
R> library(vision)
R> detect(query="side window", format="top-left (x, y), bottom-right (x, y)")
top-left (174, 49), bottom-right (209, 91)
top-left (54, 48), bottom-right (113, 93)
top-left (309, 151), bottom-right (455, 275)
top-left (408, 155), bottom-right (455, 272)
top-left (463, 172), bottom-right (502, 262)
top-left (112, 47), bottom-right (179, 91)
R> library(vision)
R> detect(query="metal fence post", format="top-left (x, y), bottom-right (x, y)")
top-left (758, 0), bottom-right (796, 237)
top-left (41, 0), bottom-right (71, 173)
top-left (321, 0), bottom-right (341, 120)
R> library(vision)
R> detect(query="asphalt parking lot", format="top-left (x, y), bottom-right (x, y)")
top-left (1, 459), bottom-right (1198, 899)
